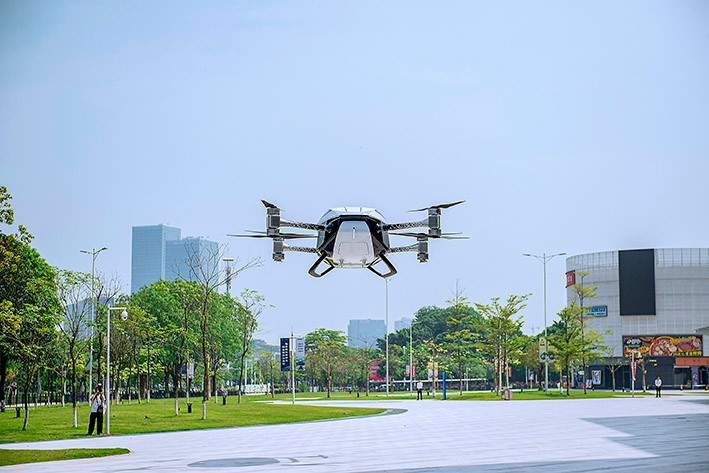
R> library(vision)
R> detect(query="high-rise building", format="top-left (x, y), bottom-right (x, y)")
top-left (348, 319), bottom-right (386, 348)
top-left (131, 224), bottom-right (181, 293)
top-left (131, 224), bottom-right (218, 293)
top-left (395, 317), bottom-right (412, 332)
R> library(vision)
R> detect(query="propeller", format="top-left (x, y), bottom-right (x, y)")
top-left (228, 231), bottom-right (317, 240)
top-left (409, 200), bottom-right (465, 212)
top-left (389, 231), bottom-right (468, 240)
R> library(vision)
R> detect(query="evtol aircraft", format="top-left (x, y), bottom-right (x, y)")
top-left (229, 200), bottom-right (466, 278)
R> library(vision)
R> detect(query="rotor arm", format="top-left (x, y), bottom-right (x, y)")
top-left (389, 237), bottom-right (429, 262)
top-left (283, 244), bottom-right (319, 254)
top-left (384, 219), bottom-right (428, 231)
top-left (281, 220), bottom-right (324, 231)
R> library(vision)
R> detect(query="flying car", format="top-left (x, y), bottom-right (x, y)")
top-left (229, 200), bottom-right (467, 278)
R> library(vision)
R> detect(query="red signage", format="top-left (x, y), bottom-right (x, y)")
top-left (622, 335), bottom-right (703, 357)
top-left (565, 271), bottom-right (576, 287)
top-left (675, 357), bottom-right (709, 367)
top-left (369, 361), bottom-right (384, 382)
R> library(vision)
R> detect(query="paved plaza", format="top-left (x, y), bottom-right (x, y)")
top-left (2, 395), bottom-right (709, 472)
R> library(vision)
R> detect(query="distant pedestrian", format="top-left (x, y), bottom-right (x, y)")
top-left (416, 381), bottom-right (423, 400)
top-left (87, 385), bottom-right (105, 435)
top-left (654, 376), bottom-right (662, 398)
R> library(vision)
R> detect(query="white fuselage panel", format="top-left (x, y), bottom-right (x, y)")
top-left (330, 220), bottom-right (376, 268)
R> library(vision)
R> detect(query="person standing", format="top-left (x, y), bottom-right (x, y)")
top-left (87, 385), bottom-right (105, 435)
top-left (416, 381), bottom-right (423, 400)
top-left (654, 376), bottom-right (662, 398)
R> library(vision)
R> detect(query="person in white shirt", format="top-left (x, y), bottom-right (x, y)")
top-left (654, 376), bottom-right (662, 398)
top-left (87, 385), bottom-right (105, 435)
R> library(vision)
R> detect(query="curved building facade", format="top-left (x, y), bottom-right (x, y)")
top-left (565, 248), bottom-right (709, 389)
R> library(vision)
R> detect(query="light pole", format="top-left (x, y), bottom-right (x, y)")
top-left (523, 252), bottom-right (566, 394)
top-left (409, 319), bottom-right (419, 392)
top-left (385, 277), bottom-right (390, 397)
top-left (106, 306), bottom-right (127, 435)
top-left (80, 247), bottom-right (107, 398)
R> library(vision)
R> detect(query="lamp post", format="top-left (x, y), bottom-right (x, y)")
top-left (80, 247), bottom-right (107, 398)
top-left (385, 278), bottom-right (392, 397)
top-left (409, 319), bottom-right (419, 392)
top-left (523, 252), bottom-right (566, 394)
top-left (106, 306), bottom-right (127, 435)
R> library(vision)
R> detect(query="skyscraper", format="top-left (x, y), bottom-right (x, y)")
top-left (131, 224), bottom-right (218, 293)
top-left (131, 224), bottom-right (180, 293)
top-left (348, 319), bottom-right (386, 348)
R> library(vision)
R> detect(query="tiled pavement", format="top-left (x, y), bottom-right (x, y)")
top-left (2, 395), bottom-right (708, 472)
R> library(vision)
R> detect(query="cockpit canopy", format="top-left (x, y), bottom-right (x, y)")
top-left (317, 207), bottom-right (387, 225)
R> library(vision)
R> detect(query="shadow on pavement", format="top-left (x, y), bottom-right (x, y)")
top-left (371, 412), bottom-right (709, 473)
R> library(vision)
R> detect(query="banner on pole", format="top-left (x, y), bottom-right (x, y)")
top-left (295, 336), bottom-right (305, 369)
top-left (280, 338), bottom-right (291, 371)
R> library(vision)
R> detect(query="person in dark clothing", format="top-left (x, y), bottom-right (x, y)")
top-left (87, 385), bottom-right (105, 435)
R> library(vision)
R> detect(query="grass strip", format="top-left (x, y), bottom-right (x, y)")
top-left (0, 397), bottom-right (384, 444)
top-left (0, 448), bottom-right (129, 466)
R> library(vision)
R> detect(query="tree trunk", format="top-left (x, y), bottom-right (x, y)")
top-left (70, 348), bottom-right (78, 428)
top-left (0, 352), bottom-right (7, 406)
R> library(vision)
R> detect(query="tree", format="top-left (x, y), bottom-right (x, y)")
top-left (475, 295), bottom-right (528, 395)
top-left (601, 345), bottom-right (623, 392)
top-left (181, 243), bottom-right (259, 419)
top-left (55, 269), bottom-right (93, 427)
top-left (443, 281), bottom-right (478, 396)
top-left (234, 289), bottom-right (265, 403)
top-left (569, 271), bottom-right (598, 394)
top-left (305, 328), bottom-right (347, 398)
top-left (0, 238), bottom-right (60, 429)
top-left (132, 279), bottom-right (200, 415)
top-left (548, 305), bottom-right (583, 395)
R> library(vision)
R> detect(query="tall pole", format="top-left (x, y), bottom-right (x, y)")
top-left (523, 252), bottom-right (566, 394)
top-left (409, 321), bottom-right (413, 392)
top-left (290, 332), bottom-right (295, 405)
top-left (106, 306), bottom-right (127, 435)
top-left (385, 278), bottom-right (390, 397)
top-left (81, 247), bottom-right (107, 399)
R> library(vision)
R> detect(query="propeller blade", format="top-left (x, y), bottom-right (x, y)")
top-left (228, 231), bottom-right (317, 240)
top-left (261, 199), bottom-right (279, 209)
top-left (409, 200), bottom-right (465, 212)
top-left (389, 231), bottom-right (468, 239)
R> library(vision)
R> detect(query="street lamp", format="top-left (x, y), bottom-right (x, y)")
top-left (523, 252), bottom-right (566, 394)
top-left (106, 306), bottom-right (127, 435)
top-left (80, 247), bottom-right (108, 398)
top-left (409, 318), bottom-right (419, 392)
top-left (385, 278), bottom-right (390, 397)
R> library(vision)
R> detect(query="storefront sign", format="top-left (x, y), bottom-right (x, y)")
top-left (586, 306), bottom-right (607, 317)
top-left (622, 335), bottom-right (703, 357)
top-left (674, 357), bottom-right (709, 367)
top-left (566, 271), bottom-right (576, 287)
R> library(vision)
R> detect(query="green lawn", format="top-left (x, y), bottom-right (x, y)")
top-left (0, 396), bottom-right (385, 444)
top-left (0, 448), bottom-right (129, 466)
top-left (270, 388), bottom-right (656, 402)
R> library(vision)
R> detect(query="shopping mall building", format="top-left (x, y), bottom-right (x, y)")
top-left (565, 248), bottom-right (709, 390)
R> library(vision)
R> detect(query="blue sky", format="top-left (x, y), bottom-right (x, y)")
top-left (2, 1), bottom-right (708, 344)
